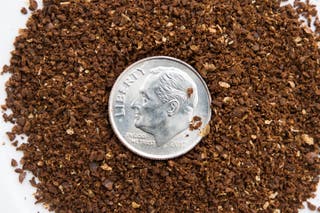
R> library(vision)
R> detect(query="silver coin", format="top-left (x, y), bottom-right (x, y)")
top-left (108, 56), bottom-right (212, 160)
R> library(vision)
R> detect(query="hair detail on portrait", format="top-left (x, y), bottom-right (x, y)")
top-left (151, 66), bottom-right (198, 115)
top-left (131, 66), bottom-right (199, 147)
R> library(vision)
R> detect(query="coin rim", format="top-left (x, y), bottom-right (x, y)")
top-left (108, 56), bottom-right (212, 160)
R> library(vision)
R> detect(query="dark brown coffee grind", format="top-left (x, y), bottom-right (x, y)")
top-left (2, 0), bottom-right (320, 212)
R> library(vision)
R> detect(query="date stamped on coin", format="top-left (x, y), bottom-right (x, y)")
top-left (109, 56), bottom-right (211, 159)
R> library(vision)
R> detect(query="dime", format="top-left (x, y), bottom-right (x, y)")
top-left (109, 56), bottom-right (211, 160)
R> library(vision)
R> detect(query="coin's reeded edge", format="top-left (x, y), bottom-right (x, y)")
top-left (108, 56), bottom-right (212, 160)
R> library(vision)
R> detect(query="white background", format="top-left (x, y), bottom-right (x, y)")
top-left (0, 0), bottom-right (319, 212)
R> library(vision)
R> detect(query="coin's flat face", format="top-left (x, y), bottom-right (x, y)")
top-left (109, 56), bottom-right (211, 160)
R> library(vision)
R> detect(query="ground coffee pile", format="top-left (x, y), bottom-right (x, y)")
top-left (2, 0), bottom-right (320, 212)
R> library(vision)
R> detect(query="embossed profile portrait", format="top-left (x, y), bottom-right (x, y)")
top-left (131, 66), bottom-right (198, 147)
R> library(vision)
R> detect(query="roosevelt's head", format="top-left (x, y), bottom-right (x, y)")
top-left (131, 66), bottom-right (198, 146)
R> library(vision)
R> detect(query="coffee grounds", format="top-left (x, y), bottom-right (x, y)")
top-left (307, 201), bottom-right (317, 211)
top-left (2, 0), bottom-right (320, 212)
top-left (189, 116), bottom-right (202, 131)
top-left (28, 0), bottom-right (38, 11)
top-left (19, 172), bottom-right (27, 184)
top-left (20, 7), bottom-right (28, 15)
top-left (11, 159), bottom-right (18, 167)
top-left (187, 87), bottom-right (193, 98)
top-left (14, 168), bottom-right (23, 174)
top-left (11, 140), bottom-right (18, 147)
top-left (294, 0), bottom-right (317, 27)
